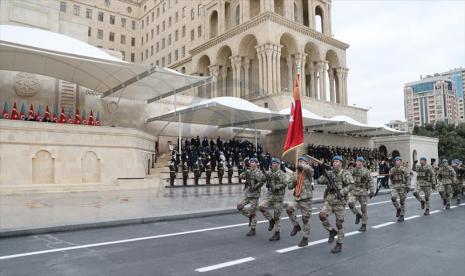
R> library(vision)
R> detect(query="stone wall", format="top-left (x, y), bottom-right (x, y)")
top-left (0, 120), bottom-right (155, 189)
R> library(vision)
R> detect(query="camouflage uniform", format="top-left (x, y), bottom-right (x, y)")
top-left (193, 163), bottom-right (201, 186)
top-left (413, 163), bottom-right (433, 213)
top-left (452, 164), bottom-right (464, 204)
top-left (389, 165), bottom-right (410, 220)
top-left (259, 167), bottom-right (287, 239)
top-left (237, 167), bottom-right (265, 233)
top-left (182, 163), bottom-right (189, 186)
top-left (348, 167), bottom-right (374, 227)
top-left (287, 164), bottom-right (314, 241)
top-left (437, 164), bottom-right (456, 208)
top-left (217, 162), bottom-right (225, 185)
top-left (318, 169), bottom-right (353, 245)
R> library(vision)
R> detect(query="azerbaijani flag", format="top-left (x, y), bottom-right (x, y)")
top-left (282, 75), bottom-right (304, 157)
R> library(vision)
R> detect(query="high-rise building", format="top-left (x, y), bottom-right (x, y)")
top-left (385, 120), bottom-right (409, 133)
top-left (404, 75), bottom-right (459, 130)
top-left (441, 68), bottom-right (464, 122)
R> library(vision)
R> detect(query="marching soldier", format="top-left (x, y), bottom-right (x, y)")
top-left (318, 155), bottom-right (353, 253)
top-left (389, 156), bottom-right (410, 222)
top-left (218, 161), bottom-right (225, 185)
top-left (237, 158), bottom-right (265, 236)
top-left (205, 161), bottom-right (212, 185)
top-left (452, 160), bottom-right (464, 204)
top-left (182, 161), bottom-right (189, 186)
top-left (169, 162), bottom-right (177, 186)
top-left (287, 155), bottom-right (314, 247)
top-left (193, 161), bottom-right (201, 186)
top-left (259, 158), bottom-right (287, 242)
top-left (412, 157), bottom-right (434, 215)
top-left (227, 160), bottom-right (234, 184)
top-left (437, 159), bottom-right (456, 209)
top-left (348, 157), bottom-right (374, 232)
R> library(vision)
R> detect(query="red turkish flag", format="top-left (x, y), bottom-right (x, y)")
top-left (74, 108), bottom-right (81, 124)
top-left (58, 107), bottom-right (66, 123)
top-left (88, 110), bottom-right (95, 126)
top-left (282, 75), bottom-right (304, 157)
top-left (11, 102), bottom-right (19, 120)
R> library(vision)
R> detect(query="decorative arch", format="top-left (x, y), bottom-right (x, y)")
top-left (325, 49), bottom-right (341, 103)
top-left (32, 150), bottom-right (55, 184)
top-left (197, 55), bottom-right (212, 97)
top-left (392, 150), bottom-right (400, 159)
top-left (238, 34), bottom-right (259, 98)
top-left (216, 45), bottom-right (233, 97)
top-left (379, 145), bottom-right (388, 159)
top-left (279, 33), bottom-right (299, 93)
top-left (82, 151), bottom-right (101, 183)
top-left (304, 42), bottom-right (321, 98)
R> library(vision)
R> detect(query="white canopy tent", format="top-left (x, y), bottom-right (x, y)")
top-left (0, 25), bottom-right (212, 102)
top-left (147, 97), bottom-right (404, 144)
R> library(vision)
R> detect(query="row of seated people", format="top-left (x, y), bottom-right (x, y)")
top-left (1, 101), bottom-right (101, 125)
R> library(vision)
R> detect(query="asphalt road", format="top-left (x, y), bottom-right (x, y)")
top-left (1, 193), bottom-right (464, 276)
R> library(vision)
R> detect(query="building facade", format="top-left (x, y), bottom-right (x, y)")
top-left (386, 120), bottom-right (409, 133)
top-left (404, 75), bottom-right (459, 130)
top-left (441, 68), bottom-right (465, 122)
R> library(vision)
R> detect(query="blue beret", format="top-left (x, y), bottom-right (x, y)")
top-left (394, 156), bottom-right (402, 161)
top-left (271, 158), bottom-right (280, 164)
top-left (442, 159), bottom-right (448, 163)
top-left (356, 156), bottom-right (365, 162)
top-left (332, 155), bottom-right (343, 162)
top-left (420, 157), bottom-right (427, 161)
top-left (249, 157), bottom-right (258, 163)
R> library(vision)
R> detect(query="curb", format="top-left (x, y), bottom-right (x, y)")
top-left (0, 190), bottom-right (392, 238)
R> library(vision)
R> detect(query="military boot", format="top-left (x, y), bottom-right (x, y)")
top-left (396, 208), bottom-right (401, 217)
top-left (290, 224), bottom-right (301, 236)
top-left (248, 216), bottom-right (252, 227)
top-left (443, 198), bottom-right (447, 206)
top-left (359, 224), bottom-right (367, 232)
top-left (298, 237), bottom-right (308, 247)
top-left (355, 213), bottom-right (362, 225)
top-left (268, 219), bottom-right (275, 231)
top-left (328, 229), bottom-right (337, 243)
top-left (424, 209), bottom-right (430, 216)
top-left (331, 243), bottom-right (342, 254)
top-left (397, 215), bottom-right (404, 222)
top-left (269, 232), bottom-right (280, 241)
top-left (420, 200), bottom-right (426, 210)
top-left (446, 203), bottom-right (450, 210)
top-left (457, 199), bottom-right (461, 205)
top-left (246, 228), bottom-right (256, 237)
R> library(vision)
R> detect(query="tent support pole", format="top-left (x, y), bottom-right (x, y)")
top-left (254, 122), bottom-right (258, 156)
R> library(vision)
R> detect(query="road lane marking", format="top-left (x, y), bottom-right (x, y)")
top-left (460, 203), bottom-right (465, 206)
top-left (276, 231), bottom-right (360, 253)
top-left (430, 210), bottom-right (441, 214)
top-left (195, 257), bottom-right (255, 272)
top-left (0, 195), bottom-right (440, 261)
top-left (450, 206), bottom-right (457, 209)
top-left (372, 222), bottom-right (395, 229)
top-left (404, 215), bottom-right (420, 221)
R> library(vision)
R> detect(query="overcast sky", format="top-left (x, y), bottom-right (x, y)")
top-left (331, 0), bottom-right (465, 124)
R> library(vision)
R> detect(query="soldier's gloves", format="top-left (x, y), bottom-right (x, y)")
top-left (369, 191), bottom-right (374, 199)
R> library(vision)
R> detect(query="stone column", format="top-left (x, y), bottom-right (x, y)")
top-left (343, 68), bottom-right (349, 105)
top-left (308, 63), bottom-right (314, 98)
top-left (276, 45), bottom-right (282, 94)
top-left (286, 55), bottom-right (293, 94)
top-left (208, 65), bottom-right (221, 98)
top-left (294, 53), bottom-right (307, 96)
top-left (308, 0), bottom-right (314, 29)
top-left (255, 45), bottom-right (264, 95)
top-left (318, 61), bottom-right (327, 101)
top-left (328, 68), bottom-right (335, 103)
top-left (264, 44), bottom-right (273, 95)
top-left (221, 66), bottom-right (228, 96)
top-left (242, 0), bottom-right (250, 21)
top-left (243, 58), bottom-right (250, 98)
top-left (335, 67), bottom-right (344, 104)
top-left (230, 55), bottom-right (242, 98)
top-left (219, 0), bottom-right (225, 34)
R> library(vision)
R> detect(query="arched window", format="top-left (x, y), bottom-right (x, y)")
top-left (294, 3), bottom-right (298, 22)
top-left (250, 0), bottom-right (260, 18)
top-left (210, 11), bottom-right (218, 38)
top-left (315, 6), bottom-right (324, 33)
top-left (235, 5), bottom-right (240, 26)
top-left (32, 150), bottom-right (54, 183)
